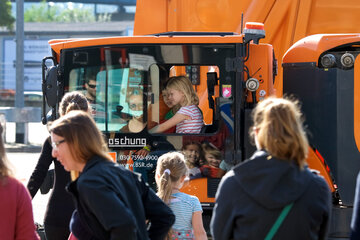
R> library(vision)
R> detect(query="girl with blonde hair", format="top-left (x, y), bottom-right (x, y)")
top-left (156, 151), bottom-right (207, 240)
top-left (150, 76), bottom-right (203, 133)
top-left (211, 97), bottom-right (331, 240)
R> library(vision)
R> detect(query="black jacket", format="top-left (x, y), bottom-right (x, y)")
top-left (210, 150), bottom-right (331, 240)
top-left (67, 155), bottom-right (175, 240)
top-left (27, 138), bottom-right (75, 227)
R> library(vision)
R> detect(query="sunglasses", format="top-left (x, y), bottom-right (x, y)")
top-left (88, 84), bottom-right (96, 89)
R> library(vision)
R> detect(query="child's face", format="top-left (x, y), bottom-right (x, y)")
top-left (184, 144), bottom-right (200, 166)
top-left (167, 88), bottom-right (185, 106)
top-left (162, 90), bottom-right (174, 108)
top-left (205, 153), bottom-right (221, 168)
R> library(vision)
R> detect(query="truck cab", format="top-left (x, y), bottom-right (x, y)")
top-left (42, 26), bottom-right (275, 230)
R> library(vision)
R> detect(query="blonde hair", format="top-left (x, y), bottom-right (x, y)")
top-left (49, 111), bottom-right (112, 174)
top-left (59, 91), bottom-right (89, 117)
top-left (250, 97), bottom-right (308, 169)
top-left (156, 152), bottom-right (188, 204)
top-left (166, 76), bottom-right (199, 106)
top-left (0, 123), bottom-right (13, 182)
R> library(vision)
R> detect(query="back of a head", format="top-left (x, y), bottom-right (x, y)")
top-left (156, 152), bottom-right (188, 203)
top-left (49, 111), bottom-right (111, 163)
top-left (251, 97), bottom-right (308, 168)
top-left (59, 91), bottom-right (89, 116)
top-left (166, 76), bottom-right (199, 106)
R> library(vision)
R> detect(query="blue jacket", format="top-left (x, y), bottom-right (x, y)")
top-left (211, 150), bottom-right (331, 240)
top-left (67, 155), bottom-right (175, 240)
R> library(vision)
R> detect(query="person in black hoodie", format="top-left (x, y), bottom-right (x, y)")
top-left (27, 92), bottom-right (90, 240)
top-left (210, 97), bottom-right (331, 240)
top-left (50, 111), bottom-right (175, 240)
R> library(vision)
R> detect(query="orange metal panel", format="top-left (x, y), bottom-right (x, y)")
top-left (245, 43), bottom-right (276, 102)
top-left (283, 34), bottom-right (360, 64)
top-left (181, 178), bottom-right (215, 203)
top-left (133, 0), bottom-right (360, 97)
top-left (133, 0), bottom-right (168, 35)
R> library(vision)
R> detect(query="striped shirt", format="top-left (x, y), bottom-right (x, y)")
top-left (169, 192), bottom-right (203, 231)
top-left (176, 105), bottom-right (203, 133)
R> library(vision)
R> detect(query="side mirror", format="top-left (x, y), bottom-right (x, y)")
top-left (44, 66), bottom-right (58, 108)
top-left (42, 56), bottom-right (58, 124)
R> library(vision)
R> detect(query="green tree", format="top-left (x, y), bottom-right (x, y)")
top-left (0, 0), bottom-right (15, 31)
top-left (55, 8), bottom-right (95, 23)
top-left (24, 0), bottom-right (59, 22)
top-left (24, 0), bottom-right (111, 23)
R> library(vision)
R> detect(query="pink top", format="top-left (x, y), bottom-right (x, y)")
top-left (176, 105), bottom-right (203, 133)
top-left (0, 176), bottom-right (39, 240)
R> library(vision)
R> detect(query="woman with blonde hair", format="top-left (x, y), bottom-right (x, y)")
top-left (150, 76), bottom-right (203, 133)
top-left (211, 97), bottom-right (331, 240)
top-left (155, 151), bottom-right (207, 240)
top-left (50, 111), bottom-right (174, 240)
top-left (0, 122), bottom-right (39, 239)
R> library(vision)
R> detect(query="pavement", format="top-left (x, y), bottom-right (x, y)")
top-left (4, 122), bottom-right (48, 153)
top-left (5, 142), bottom-right (42, 153)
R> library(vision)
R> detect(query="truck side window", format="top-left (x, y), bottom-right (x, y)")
top-left (148, 64), bottom-right (219, 135)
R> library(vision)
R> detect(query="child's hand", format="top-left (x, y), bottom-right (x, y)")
top-left (135, 149), bottom-right (149, 157)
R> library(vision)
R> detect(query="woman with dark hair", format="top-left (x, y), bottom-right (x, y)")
top-left (211, 97), bottom-right (331, 240)
top-left (0, 122), bottom-right (39, 239)
top-left (27, 91), bottom-right (89, 240)
top-left (50, 111), bottom-right (175, 239)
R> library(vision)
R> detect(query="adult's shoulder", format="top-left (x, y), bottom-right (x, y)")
top-left (217, 170), bottom-right (239, 192)
top-left (306, 168), bottom-right (331, 191)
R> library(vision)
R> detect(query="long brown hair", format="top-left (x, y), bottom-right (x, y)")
top-left (250, 97), bottom-right (308, 169)
top-left (58, 91), bottom-right (90, 179)
top-left (0, 123), bottom-right (13, 183)
top-left (49, 111), bottom-right (112, 167)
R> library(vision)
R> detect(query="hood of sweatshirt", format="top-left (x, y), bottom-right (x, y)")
top-left (232, 150), bottom-right (313, 209)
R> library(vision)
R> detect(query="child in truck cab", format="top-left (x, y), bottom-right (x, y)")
top-left (200, 142), bottom-right (226, 178)
top-left (155, 151), bottom-right (208, 240)
top-left (159, 88), bottom-right (179, 133)
top-left (182, 141), bottom-right (206, 179)
top-left (150, 76), bottom-right (203, 134)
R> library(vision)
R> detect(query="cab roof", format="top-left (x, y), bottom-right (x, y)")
top-left (49, 33), bottom-right (245, 56)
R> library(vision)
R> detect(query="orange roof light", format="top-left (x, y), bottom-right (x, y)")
top-left (244, 22), bottom-right (265, 31)
top-left (243, 22), bottom-right (265, 44)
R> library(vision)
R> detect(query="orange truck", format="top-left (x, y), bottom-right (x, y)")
top-left (41, 0), bottom-right (360, 238)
